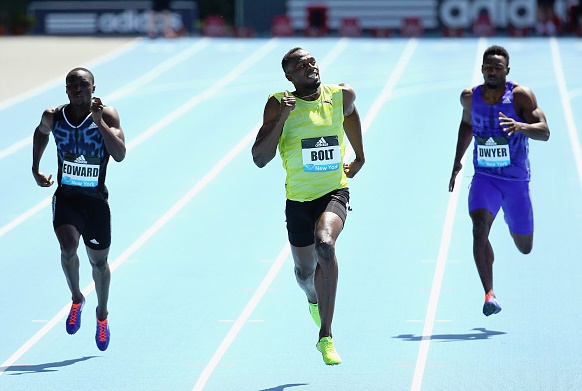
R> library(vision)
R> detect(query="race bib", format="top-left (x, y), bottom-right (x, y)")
top-left (301, 136), bottom-right (341, 172)
top-left (62, 153), bottom-right (100, 187)
top-left (476, 137), bottom-right (510, 167)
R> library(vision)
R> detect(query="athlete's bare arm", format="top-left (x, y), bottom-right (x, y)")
top-left (449, 88), bottom-right (474, 192)
top-left (252, 92), bottom-right (296, 168)
top-left (499, 84), bottom-right (550, 141)
top-left (91, 97), bottom-right (126, 162)
top-left (340, 83), bottom-right (364, 178)
top-left (32, 108), bottom-right (56, 187)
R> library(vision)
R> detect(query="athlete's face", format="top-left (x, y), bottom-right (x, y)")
top-left (285, 50), bottom-right (321, 91)
top-left (66, 71), bottom-right (95, 106)
top-left (481, 55), bottom-right (509, 89)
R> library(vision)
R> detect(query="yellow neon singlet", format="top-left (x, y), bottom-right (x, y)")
top-left (272, 84), bottom-right (348, 201)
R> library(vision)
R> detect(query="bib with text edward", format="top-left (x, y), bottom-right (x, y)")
top-left (301, 136), bottom-right (341, 172)
top-left (62, 153), bottom-right (100, 187)
top-left (476, 136), bottom-right (510, 167)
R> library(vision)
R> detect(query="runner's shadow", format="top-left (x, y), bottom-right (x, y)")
top-left (259, 384), bottom-right (308, 391)
top-left (393, 327), bottom-right (506, 342)
top-left (0, 356), bottom-right (98, 375)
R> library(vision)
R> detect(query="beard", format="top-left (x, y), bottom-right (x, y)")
top-left (485, 81), bottom-right (501, 89)
top-left (305, 78), bottom-right (321, 93)
top-left (484, 76), bottom-right (504, 90)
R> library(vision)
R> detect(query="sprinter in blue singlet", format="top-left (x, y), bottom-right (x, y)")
top-left (448, 45), bottom-right (550, 316)
top-left (32, 68), bottom-right (126, 350)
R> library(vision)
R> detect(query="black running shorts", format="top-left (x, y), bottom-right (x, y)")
top-left (52, 188), bottom-right (111, 250)
top-left (285, 188), bottom-right (350, 247)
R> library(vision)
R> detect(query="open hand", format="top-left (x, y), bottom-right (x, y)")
top-left (499, 112), bottom-right (522, 136)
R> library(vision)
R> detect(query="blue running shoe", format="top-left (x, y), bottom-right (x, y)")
top-left (483, 292), bottom-right (502, 316)
top-left (95, 310), bottom-right (110, 351)
top-left (66, 298), bottom-right (85, 335)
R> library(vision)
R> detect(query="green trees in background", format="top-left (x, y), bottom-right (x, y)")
top-left (0, 0), bottom-right (34, 34)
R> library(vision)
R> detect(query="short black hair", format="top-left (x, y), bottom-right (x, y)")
top-left (483, 45), bottom-right (509, 66)
top-left (66, 67), bottom-right (95, 84)
top-left (282, 47), bottom-right (303, 73)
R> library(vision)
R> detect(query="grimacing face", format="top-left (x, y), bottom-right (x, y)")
top-left (286, 50), bottom-right (321, 91)
top-left (66, 70), bottom-right (95, 106)
top-left (482, 55), bottom-right (509, 89)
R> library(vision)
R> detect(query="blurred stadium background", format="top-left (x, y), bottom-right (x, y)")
top-left (0, 0), bottom-right (580, 39)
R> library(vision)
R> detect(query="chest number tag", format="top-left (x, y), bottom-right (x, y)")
top-left (476, 137), bottom-right (511, 167)
top-left (301, 136), bottom-right (341, 172)
top-left (62, 153), bottom-right (100, 187)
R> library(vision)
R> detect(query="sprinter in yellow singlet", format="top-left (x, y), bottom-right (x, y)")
top-left (252, 47), bottom-right (365, 365)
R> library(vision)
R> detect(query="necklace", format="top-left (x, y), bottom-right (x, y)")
top-left (294, 89), bottom-right (320, 100)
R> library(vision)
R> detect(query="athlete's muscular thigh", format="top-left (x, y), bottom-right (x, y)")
top-left (315, 212), bottom-right (343, 245)
top-left (55, 224), bottom-right (81, 256)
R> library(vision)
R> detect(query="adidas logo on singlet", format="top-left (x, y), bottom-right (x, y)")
top-left (74, 155), bottom-right (88, 164)
top-left (485, 137), bottom-right (497, 146)
top-left (314, 137), bottom-right (328, 148)
top-left (502, 97), bottom-right (511, 104)
top-left (89, 122), bottom-right (98, 129)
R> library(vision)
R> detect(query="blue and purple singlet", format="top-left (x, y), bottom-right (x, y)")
top-left (471, 81), bottom-right (530, 181)
top-left (52, 105), bottom-right (110, 199)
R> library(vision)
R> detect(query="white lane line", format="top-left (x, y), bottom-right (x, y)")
top-left (191, 244), bottom-right (291, 391)
top-left (0, 38), bottom-right (209, 161)
top-left (345, 38), bottom-right (417, 160)
top-left (0, 39), bottom-right (277, 240)
top-left (0, 137), bottom-right (34, 161)
top-left (0, 40), bottom-right (278, 375)
top-left (105, 38), bottom-right (210, 102)
top-left (0, 38), bottom-right (141, 111)
top-left (191, 38), bottom-right (417, 391)
top-left (0, 198), bottom-right (51, 238)
top-left (410, 37), bottom-right (486, 391)
top-left (549, 38), bottom-right (582, 190)
top-left (0, 120), bottom-right (260, 377)
top-left (127, 38), bottom-right (278, 151)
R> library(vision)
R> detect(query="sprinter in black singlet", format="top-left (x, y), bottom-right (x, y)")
top-left (32, 67), bottom-right (126, 351)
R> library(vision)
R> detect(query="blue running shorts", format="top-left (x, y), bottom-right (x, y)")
top-left (468, 173), bottom-right (534, 235)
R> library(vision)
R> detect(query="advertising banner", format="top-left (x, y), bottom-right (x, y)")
top-left (28, 1), bottom-right (197, 35)
top-left (438, 0), bottom-right (537, 29)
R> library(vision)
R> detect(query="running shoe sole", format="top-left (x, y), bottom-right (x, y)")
top-left (483, 300), bottom-right (502, 316)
